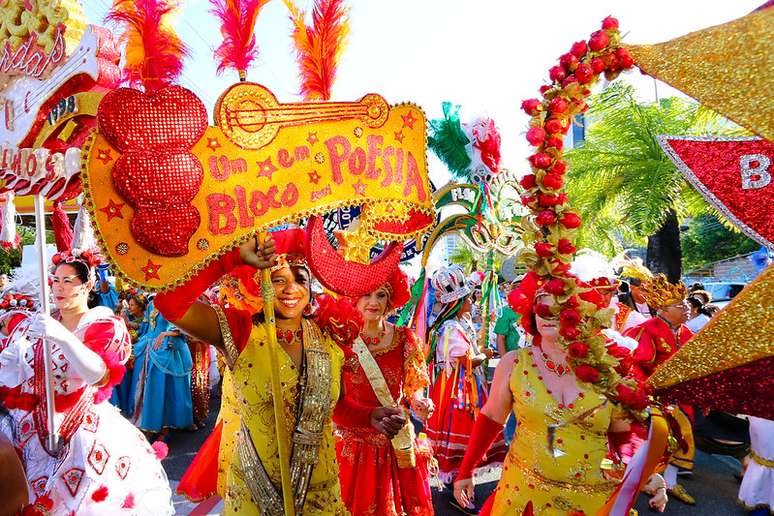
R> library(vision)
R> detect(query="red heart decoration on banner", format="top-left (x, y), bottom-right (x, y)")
top-left (131, 205), bottom-right (200, 256)
top-left (659, 136), bottom-right (774, 249)
top-left (98, 86), bottom-right (208, 152)
top-left (112, 151), bottom-right (203, 207)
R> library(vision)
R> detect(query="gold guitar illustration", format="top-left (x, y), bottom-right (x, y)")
top-left (215, 82), bottom-right (390, 150)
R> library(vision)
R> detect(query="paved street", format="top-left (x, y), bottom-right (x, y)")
top-left (162, 396), bottom-right (747, 515)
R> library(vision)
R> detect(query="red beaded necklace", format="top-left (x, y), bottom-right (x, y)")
top-left (541, 352), bottom-right (569, 377)
top-left (276, 327), bottom-right (303, 345)
top-left (360, 327), bottom-right (386, 346)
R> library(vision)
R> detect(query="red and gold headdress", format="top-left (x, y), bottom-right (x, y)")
top-left (381, 268), bottom-right (410, 309)
top-left (638, 273), bottom-right (687, 309)
top-left (269, 228), bottom-right (308, 272)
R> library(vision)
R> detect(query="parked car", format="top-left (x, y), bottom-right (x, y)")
top-left (702, 282), bottom-right (747, 309)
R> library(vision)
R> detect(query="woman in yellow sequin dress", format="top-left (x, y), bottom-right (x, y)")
top-left (453, 278), bottom-right (631, 515)
top-left (153, 228), bottom-right (406, 514)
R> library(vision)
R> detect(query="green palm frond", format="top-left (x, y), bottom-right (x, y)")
top-left (564, 81), bottom-right (742, 250)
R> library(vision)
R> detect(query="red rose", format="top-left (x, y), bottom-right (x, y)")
top-left (545, 136), bottom-right (564, 150)
top-left (549, 160), bottom-right (567, 175)
top-left (590, 57), bottom-right (606, 74)
top-left (537, 193), bottom-right (566, 207)
top-left (589, 30), bottom-right (610, 51)
top-left (529, 153), bottom-right (553, 169)
top-left (52, 254), bottom-right (62, 265)
top-left (559, 52), bottom-right (579, 71)
top-left (602, 16), bottom-right (619, 30)
top-left (616, 47), bottom-right (634, 68)
top-left (520, 174), bottom-right (537, 189)
top-left (564, 295), bottom-right (579, 308)
top-left (544, 118), bottom-right (564, 135)
top-left (521, 98), bottom-right (542, 115)
top-left (539, 84), bottom-right (552, 95)
top-left (568, 341), bottom-right (589, 358)
top-left (526, 126), bottom-right (546, 146)
top-left (541, 172), bottom-right (564, 190)
top-left (535, 210), bottom-right (558, 226)
top-left (551, 260), bottom-right (572, 275)
top-left (549, 65), bottom-right (566, 83)
top-left (570, 40), bottom-right (588, 58)
top-left (560, 212), bottom-right (582, 228)
top-left (521, 194), bottom-right (535, 207)
top-left (561, 75), bottom-right (578, 89)
top-left (534, 302), bottom-right (553, 319)
top-left (575, 63), bottom-right (593, 84)
top-left (560, 308), bottom-right (581, 326)
top-left (560, 326), bottom-right (581, 340)
top-left (617, 384), bottom-right (648, 410)
top-left (534, 242), bottom-right (554, 257)
top-left (607, 344), bottom-right (633, 374)
top-left (601, 52), bottom-right (619, 71)
top-left (549, 97), bottom-right (568, 114)
top-left (545, 278), bottom-right (566, 295)
top-left (575, 364), bottom-right (601, 383)
top-left (557, 238), bottom-right (576, 254)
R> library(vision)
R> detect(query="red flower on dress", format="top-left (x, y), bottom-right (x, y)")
top-left (575, 364), bottom-right (601, 383)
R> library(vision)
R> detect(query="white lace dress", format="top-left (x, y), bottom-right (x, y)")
top-left (739, 416), bottom-right (774, 511)
top-left (0, 307), bottom-right (173, 515)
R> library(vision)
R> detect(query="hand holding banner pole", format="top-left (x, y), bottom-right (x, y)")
top-left (33, 194), bottom-right (59, 454)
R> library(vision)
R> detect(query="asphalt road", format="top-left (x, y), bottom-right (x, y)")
top-left (162, 394), bottom-right (748, 515)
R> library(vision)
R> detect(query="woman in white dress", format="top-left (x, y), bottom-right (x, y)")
top-left (739, 417), bottom-right (774, 515)
top-left (0, 249), bottom-right (173, 515)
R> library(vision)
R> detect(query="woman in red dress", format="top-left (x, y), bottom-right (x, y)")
top-left (334, 269), bottom-right (435, 516)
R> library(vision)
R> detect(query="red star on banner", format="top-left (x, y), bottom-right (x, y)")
top-left (96, 148), bottom-right (113, 165)
top-left (141, 259), bottom-right (162, 281)
top-left (206, 138), bottom-right (221, 152)
top-left (98, 199), bottom-right (125, 221)
top-left (256, 157), bottom-right (277, 179)
top-left (401, 111), bottom-right (417, 129)
top-left (308, 170), bottom-right (321, 184)
top-left (307, 132), bottom-right (319, 145)
top-left (394, 131), bottom-right (404, 143)
top-left (352, 180), bottom-right (367, 197)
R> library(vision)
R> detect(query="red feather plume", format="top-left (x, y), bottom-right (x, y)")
top-left (106, 0), bottom-right (188, 91)
top-left (210, 0), bottom-right (271, 77)
top-left (285, 0), bottom-right (349, 101)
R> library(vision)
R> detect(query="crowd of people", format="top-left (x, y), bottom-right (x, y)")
top-left (0, 235), bottom-right (770, 516)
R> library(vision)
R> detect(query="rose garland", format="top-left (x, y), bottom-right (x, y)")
top-left (515, 16), bottom-right (647, 418)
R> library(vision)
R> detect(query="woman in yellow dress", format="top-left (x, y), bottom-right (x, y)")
top-left (153, 228), bottom-right (405, 514)
top-left (453, 275), bottom-right (632, 515)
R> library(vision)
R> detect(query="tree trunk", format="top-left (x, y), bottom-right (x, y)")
top-left (646, 209), bottom-right (682, 282)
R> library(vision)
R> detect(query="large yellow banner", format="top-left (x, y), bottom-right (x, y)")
top-left (83, 84), bottom-right (434, 290)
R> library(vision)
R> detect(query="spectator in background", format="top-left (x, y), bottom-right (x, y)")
top-left (493, 279), bottom-right (524, 357)
top-left (686, 290), bottom-right (714, 333)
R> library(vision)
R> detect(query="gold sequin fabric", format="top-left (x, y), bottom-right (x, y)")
top-left (649, 264), bottom-right (774, 388)
top-left (223, 321), bottom-right (347, 515)
top-left (489, 348), bottom-right (617, 515)
top-left (625, 8), bottom-right (774, 141)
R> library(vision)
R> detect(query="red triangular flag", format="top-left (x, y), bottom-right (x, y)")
top-left (658, 135), bottom-right (774, 250)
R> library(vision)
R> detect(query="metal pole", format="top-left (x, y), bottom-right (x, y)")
top-left (33, 194), bottom-right (57, 453)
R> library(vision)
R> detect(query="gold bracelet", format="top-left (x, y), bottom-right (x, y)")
top-left (212, 304), bottom-right (238, 368)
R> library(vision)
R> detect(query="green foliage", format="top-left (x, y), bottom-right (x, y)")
top-left (564, 82), bottom-right (747, 256)
top-left (682, 215), bottom-right (760, 272)
top-left (0, 226), bottom-right (49, 275)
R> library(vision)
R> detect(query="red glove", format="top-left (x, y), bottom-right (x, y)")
top-left (333, 394), bottom-right (375, 429)
top-left (456, 413), bottom-right (504, 481)
top-left (154, 247), bottom-right (245, 322)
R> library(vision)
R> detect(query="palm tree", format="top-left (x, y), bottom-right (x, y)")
top-left (564, 82), bottom-right (744, 281)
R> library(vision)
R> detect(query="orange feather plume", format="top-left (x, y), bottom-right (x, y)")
top-left (284, 0), bottom-right (350, 101)
top-left (106, 0), bottom-right (188, 91)
top-left (210, 0), bottom-right (271, 78)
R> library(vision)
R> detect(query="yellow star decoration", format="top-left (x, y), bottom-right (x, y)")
top-left (334, 221), bottom-right (376, 265)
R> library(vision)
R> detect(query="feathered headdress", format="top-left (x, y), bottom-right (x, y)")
top-left (284, 0), bottom-right (350, 101)
top-left (210, 0), bottom-right (271, 78)
top-left (428, 102), bottom-right (501, 185)
top-left (106, 0), bottom-right (188, 91)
